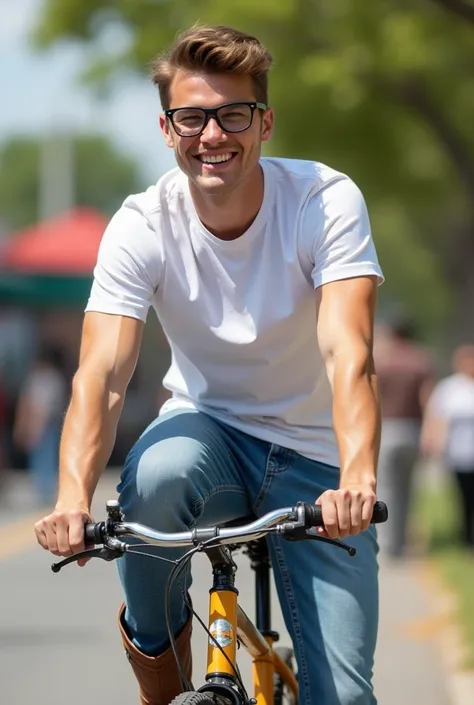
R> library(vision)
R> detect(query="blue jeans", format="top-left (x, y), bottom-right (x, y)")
top-left (117, 409), bottom-right (379, 705)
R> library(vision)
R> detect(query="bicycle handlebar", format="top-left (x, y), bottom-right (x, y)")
top-left (84, 500), bottom-right (388, 547)
top-left (51, 500), bottom-right (388, 572)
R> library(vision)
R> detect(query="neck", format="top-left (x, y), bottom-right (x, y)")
top-left (189, 165), bottom-right (264, 241)
top-left (459, 370), bottom-right (474, 379)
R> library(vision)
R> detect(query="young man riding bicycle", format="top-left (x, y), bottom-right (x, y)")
top-left (35, 24), bottom-right (384, 705)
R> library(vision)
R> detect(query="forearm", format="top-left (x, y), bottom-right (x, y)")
top-left (331, 350), bottom-right (381, 488)
top-left (420, 415), bottom-right (447, 457)
top-left (56, 370), bottom-right (124, 510)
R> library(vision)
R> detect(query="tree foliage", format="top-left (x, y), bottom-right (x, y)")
top-left (31, 0), bottom-right (474, 339)
top-left (0, 134), bottom-right (145, 231)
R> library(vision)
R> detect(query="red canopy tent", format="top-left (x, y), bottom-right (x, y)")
top-left (0, 207), bottom-right (108, 304)
top-left (1, 207), bottom-right (108, 274)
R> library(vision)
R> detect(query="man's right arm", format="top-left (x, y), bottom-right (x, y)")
top-left (35, 311), bottom-right (143, 562)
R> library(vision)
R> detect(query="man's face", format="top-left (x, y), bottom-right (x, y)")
top-left (160, 70), bottom-right (273, 196)
top-left (455, 347), bottom-right (474, 377)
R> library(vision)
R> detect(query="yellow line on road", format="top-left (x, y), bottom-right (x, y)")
top-left (0, 513), bottom-right (43, 561)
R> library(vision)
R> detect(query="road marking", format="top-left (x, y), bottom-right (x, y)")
top-left (0, 513), bottom-right (42, 561)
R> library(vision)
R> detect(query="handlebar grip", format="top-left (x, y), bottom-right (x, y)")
top-left (84, 522), bottom-right (105, 545)
top-left (304, 501), bottom-right (388, 528)
top-left (370, 501), bottom-right (388, 524)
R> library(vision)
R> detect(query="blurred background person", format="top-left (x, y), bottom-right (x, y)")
top-left (421, 344), bottom-right (474, 550)
top-left (13, 344), bottom-right (68, 507)
top-left (375, 315), bottom-right (436, 557)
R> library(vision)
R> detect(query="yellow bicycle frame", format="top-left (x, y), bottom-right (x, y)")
top-left (206, 587), bottom-right (298, 705)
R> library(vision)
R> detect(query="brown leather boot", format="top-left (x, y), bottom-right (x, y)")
top-left (118, 603), bottom-right (193, 705)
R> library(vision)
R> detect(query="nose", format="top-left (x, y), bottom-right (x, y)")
top-left (201, 116), bottom-right (226, 143)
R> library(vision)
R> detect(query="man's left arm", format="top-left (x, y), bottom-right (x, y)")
top-left (315, 274), bottom-right (381, 539)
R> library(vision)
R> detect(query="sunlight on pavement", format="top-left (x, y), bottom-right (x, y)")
top-left (0, 513), bottom-right (42, 561)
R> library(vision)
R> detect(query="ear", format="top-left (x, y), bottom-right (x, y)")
top-left (160, 113), bottom-right (174, 148)
top-left (261, 107), bottom-right (274, 143)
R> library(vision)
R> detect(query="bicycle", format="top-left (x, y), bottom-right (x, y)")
top-left (51, 499), bottom-right (388, 705)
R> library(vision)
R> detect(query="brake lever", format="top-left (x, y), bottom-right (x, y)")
top-left (303, 531), bottom-right (356, 556)
top-left (51, 542), bottom-right (126, 573)
top-left (279, 524), bottom-right (356, 556)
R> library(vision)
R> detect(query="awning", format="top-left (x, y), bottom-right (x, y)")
top-left (0, 207), bottom-right (108, 274)
top-left (0, 272), bottom-right (92, 306)
top-left (0, 207), bottom-right (108, 306)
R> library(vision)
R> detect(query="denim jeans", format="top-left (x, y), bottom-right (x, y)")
top-left (117, 409), bottom-right (379, 705)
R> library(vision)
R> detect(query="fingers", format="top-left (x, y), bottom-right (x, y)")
top-left (316, 492), bottom-right (339, 539)
top-left (68, 510), bottom-right (88, 554)
top-left (34, 509), bottom-right (91, 563)
top-left (77, 556), bottom-right (92, 568)
top-left (316, 488), bottom-right (376, 539)
top-left (55, 512), bottom-right (74, 556)
top-left (35, 514), bottom-right (61, 555)
top-left (360, 496), bottom-right (374, 532)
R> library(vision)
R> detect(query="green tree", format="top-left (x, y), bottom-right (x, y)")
top-left (32, 0), bottom-right (474, 340)
top-left (0, 134), bottom-right (145, 231)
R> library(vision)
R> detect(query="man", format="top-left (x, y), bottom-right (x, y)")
top-left (421, 344), bottom-right (474, 549)
top-left (14, 344), bottom-right (68, 506)
top-left (374, 316), bottom-right (435, 557)
top-left (35, 24), bottom-right (384, 705)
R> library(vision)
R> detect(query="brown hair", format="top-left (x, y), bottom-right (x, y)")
top-left (150, 24), bottom-right (273, 110)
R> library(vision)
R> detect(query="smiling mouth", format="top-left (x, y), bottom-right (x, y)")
top-left (195, 152), bottom-right (237, 165)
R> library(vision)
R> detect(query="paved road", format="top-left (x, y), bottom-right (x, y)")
top-left (0, 471), bottom-right (452, 704)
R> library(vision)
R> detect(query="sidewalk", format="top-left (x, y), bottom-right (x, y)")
top-left (375, 554), bottom-right (451, 704)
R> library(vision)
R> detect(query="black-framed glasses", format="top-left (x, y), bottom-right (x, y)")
top-left (164, 101), bottom-right (267, 137)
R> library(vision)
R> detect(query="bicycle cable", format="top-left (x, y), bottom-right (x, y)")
top-left (125, 542), bottom-right (247, 694)
top-left (183, 591), bottom-right (247, 698)
top-left (164, 532), bottom-right (280, 698)
top-left (164, 545), bottom-right (204, 692)
top-left (126, 546), bottom-right (177, 565)
top-left (166, 544), bottom-right (248, 698)
top-left (125, 528), bottom-right (280, 697)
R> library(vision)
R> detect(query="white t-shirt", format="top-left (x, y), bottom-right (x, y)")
top-left (86, 158), bottom-right (384, 466)
top-left (428, 373), bottom-right (474, 470)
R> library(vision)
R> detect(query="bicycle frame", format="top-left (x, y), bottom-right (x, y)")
top-left (53, 500), bottom-right (387, 701)
top-left (201, 541), bottom-right (298, 705)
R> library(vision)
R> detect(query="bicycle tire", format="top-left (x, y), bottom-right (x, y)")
top-left (169, 692), bottom-right (217, 705)
top-left (273, 646), bottom-right (297, 705)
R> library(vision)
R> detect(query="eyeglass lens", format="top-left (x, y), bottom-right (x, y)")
top-left (172, 103), bottom-right (254, 136)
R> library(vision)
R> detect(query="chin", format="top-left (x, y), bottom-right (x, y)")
top-left (195, 174), bottom-right (237, 195)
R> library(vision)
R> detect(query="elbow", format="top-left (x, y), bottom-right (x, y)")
top-left (327, 340), bottom-right (375, 378)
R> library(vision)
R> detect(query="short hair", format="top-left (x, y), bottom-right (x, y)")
top-left (390, 314), bottom-right (417, 341)
top-left (150, 24), bottom-right (273, 110)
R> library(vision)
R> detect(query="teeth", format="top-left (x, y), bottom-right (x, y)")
top-left (200, 153), bottom-right (233, 163)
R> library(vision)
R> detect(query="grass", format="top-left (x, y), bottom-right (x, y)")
top-left (414, 476), bottom-right (474, 669)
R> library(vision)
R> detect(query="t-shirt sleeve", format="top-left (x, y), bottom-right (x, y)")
top-left (85, 202), bottom-right (163, 322)
top-left (300, 175), bottom-right (384, 288)
top-left (426, 379), bottom-right (450, 418)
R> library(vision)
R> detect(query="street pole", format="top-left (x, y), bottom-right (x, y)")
top-left (38, 131), bottom-right (75, 222)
